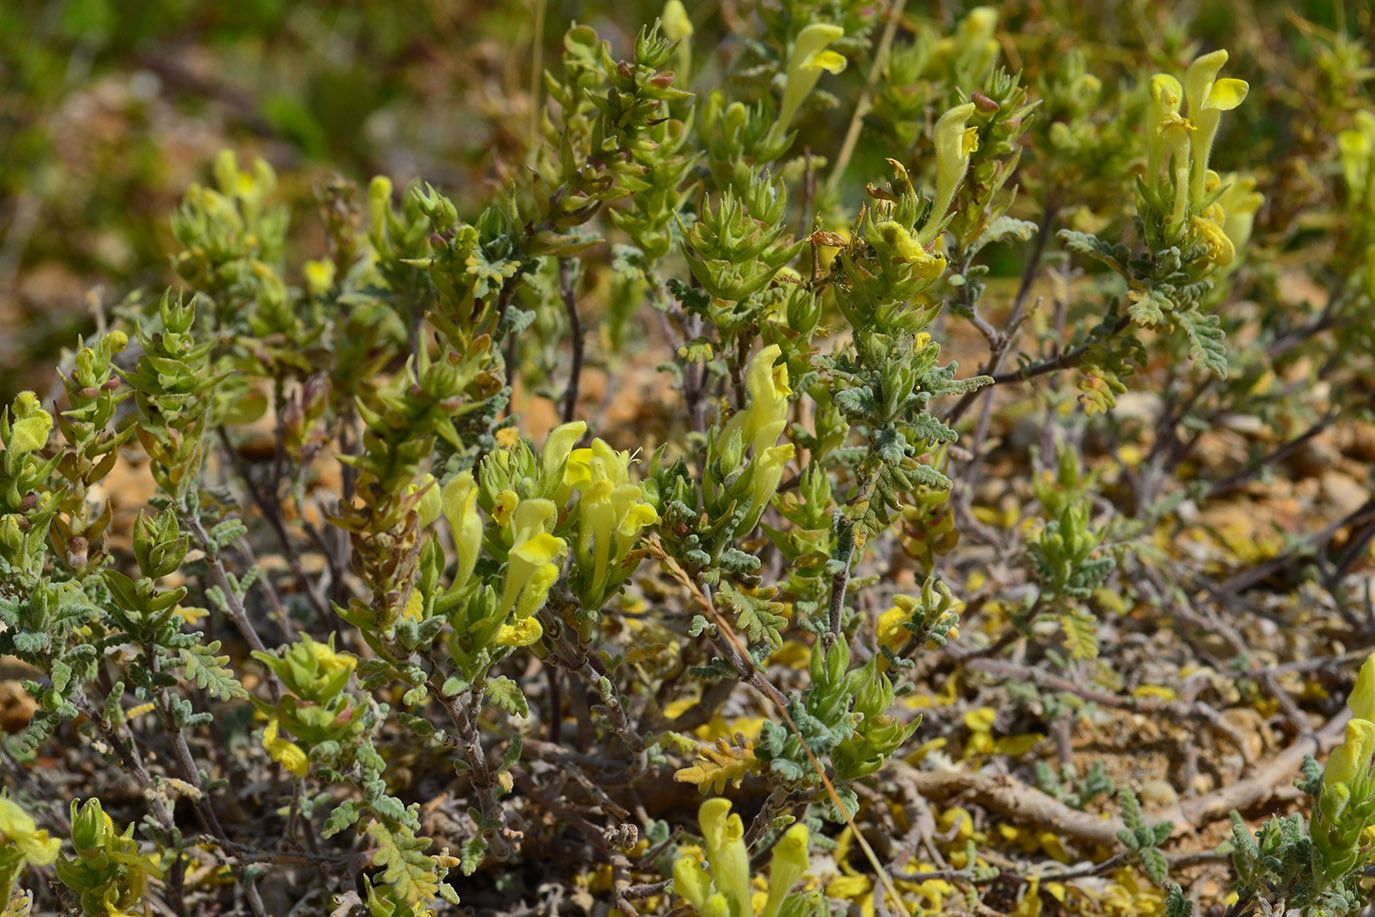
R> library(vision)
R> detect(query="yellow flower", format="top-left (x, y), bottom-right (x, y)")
top-left (0, 797), bottom-right (61, 867)
top-left (303, 258), bottom-right (335, 296)
top-left (771, 24), bottom-right (847, 144)
top-left (498, 498), bottom-right (566, 620)
top-left (309, 636), bottom-right (355, 681)
top-left (662, 0), bottom-right (693, 42)
top-left (1338, 112), bottom-right (1375, 205)
top-left (699, 799), bottom-right (751, 917)
top-left (873, 221), bottom-right (947, 279)
top-left (494, 616), bottom-right (544, 647)
top-left (732, 345), bottom-right (791, 457)
top-left (876, 602), bottom-right (912, 657)
top-left (491, 488), bottom-right (519, 527)
top-left (1144, 74), bottom-right (1184, 193)
top-left (1191, 209), bottom-right (1235, 267)
top-left (6, 393), bottom-right (52, 455)
top-left (574, 439), bottom-right (657, 595)
top-left (673, 852), bottom-right (712, 911)
top-left (1217, 173), bottom-right (1264, 258)
top-left (1183, 50), bottom-right (1249, 204)
top-left (1324, 718), bottom-right (1375, 791)
top-left (262, 718), bottom-right (310, 777)
top-left (924, 102), bottom-right (978, 241)
top-left (441, 471), bottom-right (482, 591)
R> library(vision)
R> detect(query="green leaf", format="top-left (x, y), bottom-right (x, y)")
top-left (484, 676), bottom-right (529, 718)
top-left (179, 643), bottom-right (248, 700)
top-left (1058, 612), bottom-right (1100, 661)
top-left (366, 819), bottom-right (442, 906)
top-left (323, 801), bottom-right (360, 838)
top-left (1058, 229), bottom-right (1128, 275)
top-left (1128, 288), bottom-right (1171, 327)
top-left (1140, 846), bottom-right (1169, 885)
top-left (1175, 308), bottom-right (1228, 378)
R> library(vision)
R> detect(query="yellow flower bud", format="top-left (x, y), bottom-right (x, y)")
top-left (1217, 174), bottom-right (1264, 259)
top-left (1349, 652), bottom-right (1375, 722)
top-left (303, 258), bottom-right (336, 296)
top-left (7, 392), bottom-right (52, 455)
top-left (409, 474), bottom-right (442, 528)
top-left (761, 824), bottom-right (809, 917)
top-left (673, 853), bottom-right (712, 910)
top-left (662, 0), bottom-right (693, 42)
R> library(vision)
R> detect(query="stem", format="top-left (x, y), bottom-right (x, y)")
top-left (529, 0), bottom-right (547, 152)
top-left (559, 258), bottom-right (585, 424)
top-left (944, 201), bottom-right (1057, 429)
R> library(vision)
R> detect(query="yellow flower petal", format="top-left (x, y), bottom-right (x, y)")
top-left (1204, 78), bottom-right (1249, 111)
top-left (803, 49), bottom-right (847, 75)
top-left (495, 617), bottom-right (544, 647)
top-left (1349, 653), bottom-right (1375, 722)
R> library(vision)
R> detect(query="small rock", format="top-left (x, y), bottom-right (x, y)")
top-left (1289, 434), bottom-right (1342, 478)
top-left (1319, 469), bottom-right (1368, 516)
top-left (0, 680), bottom-right (37, 734)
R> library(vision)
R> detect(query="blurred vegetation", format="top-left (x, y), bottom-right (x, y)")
top-left (0, 0), bottom-right (1366, 398)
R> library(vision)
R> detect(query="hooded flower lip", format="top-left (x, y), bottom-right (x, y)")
top-left (542, 420), bottom-right (587, 480)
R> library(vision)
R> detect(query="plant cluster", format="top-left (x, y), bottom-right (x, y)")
top-left (3, 2), bottom-right (1375, 917)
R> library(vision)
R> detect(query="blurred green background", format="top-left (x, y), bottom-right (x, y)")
top-left (0, 0), bottom-right (1365, 397)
